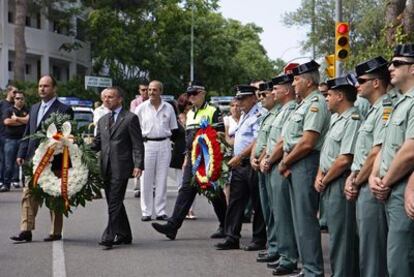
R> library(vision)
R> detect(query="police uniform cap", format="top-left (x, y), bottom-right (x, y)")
top-left (327, 73), bottom-right (357, 90)
top-left (355, 56), bottom-right (388, 77)
top-left (292, 60), bottom-right (320, 76)
top-left (393, 43), bottom-right (414, 58)
top-left (272, 74), bottom-right (293, 86)
top-left (258, 81), bottom-right (273, 92)
top-left (234, 85), bottom-right (256, 99)
top-left (186, 80), bottom-right (206, 94)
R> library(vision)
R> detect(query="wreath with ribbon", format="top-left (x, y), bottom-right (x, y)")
top-left (191, 120), bottom-right (226, 199)
top-left (25, 113), bottom-right (103, 216)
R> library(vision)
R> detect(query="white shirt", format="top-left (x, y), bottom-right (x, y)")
top-left (135, 100), bottom-right (178, 138)
top-left (224, 115), bottom-right (239, 137)
top-left (37, 97), bottom-right (57, 126)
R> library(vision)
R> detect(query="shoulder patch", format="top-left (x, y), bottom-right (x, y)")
top-left (382, 96), bottom-right (393, 107)
top-left (382, 107), bottom-right (392, 122)
top-left (351, 113), bottom-right (360, 120)
top-left (311, 96), bottom-right (319, 102)
top-left (310, 106), bottom-right (319, 113)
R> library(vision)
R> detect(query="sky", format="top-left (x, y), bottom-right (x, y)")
top-left (218, 0), bottom-right (310, 63)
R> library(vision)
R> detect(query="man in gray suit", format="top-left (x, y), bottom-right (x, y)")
top-left (92, 86), bottom-right (144, 250)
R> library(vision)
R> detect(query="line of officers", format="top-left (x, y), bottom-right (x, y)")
top-left (220, 43), bottom-right (414, 277)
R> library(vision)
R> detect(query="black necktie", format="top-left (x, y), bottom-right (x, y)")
top-left (109, 111), bottom-right (116, 128)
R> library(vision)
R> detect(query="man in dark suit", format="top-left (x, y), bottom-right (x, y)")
top-left (10, 75), bottom-right (73, 243)
top-left (92, 86), bottom-right (144, 250)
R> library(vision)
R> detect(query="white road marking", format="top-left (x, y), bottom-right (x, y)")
top-left (53, 238), bottom-right (66, 277)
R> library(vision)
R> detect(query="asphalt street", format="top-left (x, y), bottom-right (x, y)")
top-left (0, 170), bottom-right (332, 277)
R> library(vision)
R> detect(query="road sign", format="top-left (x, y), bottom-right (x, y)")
top-left (84, 76), bottom-right (112, 89)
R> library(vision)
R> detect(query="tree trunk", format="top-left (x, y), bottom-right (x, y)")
top-left (385, 0), bottom-right (406, 44)
top-left (403, 0), bottom-right (414, 40)
top-left (14, 0), bottom-right (28, 82)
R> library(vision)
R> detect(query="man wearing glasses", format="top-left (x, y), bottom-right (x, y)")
top-left (369, 43), bottom-right (414, 276)
top-left (0, 85), bottom-right (17, 190)
top-left (344, 56), bottom-right (397, 277)
top-left (152, 81), bottom-right (227, 240)
top-left (1, 91), bottom-right (29, 192)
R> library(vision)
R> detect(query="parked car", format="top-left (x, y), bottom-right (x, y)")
top-left (58, 97), bottom-right (94, 129)
top-left (210, 96), bottom-right (234, 114)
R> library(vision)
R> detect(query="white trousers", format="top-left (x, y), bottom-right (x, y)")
top-left (141, 140), bottom-right (171, 217)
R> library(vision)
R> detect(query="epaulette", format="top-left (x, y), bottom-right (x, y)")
top-left (382, 95), bottom-right (393, 107)
top-left (351, 113), bottom-right (360, 120)
top-left (311, 96), bottom-right (319, 102)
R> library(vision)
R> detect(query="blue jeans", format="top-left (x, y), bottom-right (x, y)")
top-left (0, 136), bottom-right (4, 183)
top-left (4, 138), bottom-right (20, 186)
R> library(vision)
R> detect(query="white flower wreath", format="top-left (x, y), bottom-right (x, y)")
top-left (31, 122), bottom-right (89, 197)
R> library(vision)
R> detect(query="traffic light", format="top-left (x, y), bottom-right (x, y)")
top-left (325, 54), bottom-right (335, 78)
top-left (335, 22), bottom-right (350, 61)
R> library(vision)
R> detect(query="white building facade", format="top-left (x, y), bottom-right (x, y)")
top-left (0, 0), bottom-right (91, 88)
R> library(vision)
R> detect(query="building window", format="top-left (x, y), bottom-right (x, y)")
top-left (8, 12), bottom-right (14, 23)
top-left (25, 16), bottom-right (31, 27)
top-left (52, 66), bottom-right (61, 81)
top-left (8, 61), bottom-right (13, 72)
top-left (25, 64), bottom-right (32, 75)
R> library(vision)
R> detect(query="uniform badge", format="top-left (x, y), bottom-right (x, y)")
top-left (311, 96), bottom-right (319, 102)
top-left (310, 106), bottom-right (319, 113)
top-left (351, 113), bottom-right (360, 120)
top-left (382, 107), bottom-right (392, 122)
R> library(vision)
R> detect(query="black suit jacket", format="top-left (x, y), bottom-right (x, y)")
top-left (17, 99), bottom-right (73, 160)
top-left (92, 108), bottom-right (144, 180)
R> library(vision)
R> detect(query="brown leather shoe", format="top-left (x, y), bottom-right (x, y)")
top-left (10, 231), bottom-right (32, 242)
top-left (44, 234), bottom-right (62, 241)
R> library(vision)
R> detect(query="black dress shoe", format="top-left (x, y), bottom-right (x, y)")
top-left (10, 231), bottom-right (32, 242)
top-left (44, 234), bottom-right (62, 241)
top-left (151, 222), bottom-right (177, 240)
top-left (141, 216), bottom-right (152, 222)
top-left (243, 242), bottom-right (266, 251)
top-left (0, 185), bottom-right (10, 192)
top-left (256, 253), bottom-right (280, 263)
top-left (267, 259), bottom-right (281, 269)
top-left (98, 240), bottom-right (113, 250)
top-left (210, 227), bottom-right (226, 239)
top-left (215, 240), bottom-right (240, 250)
top-left (272, 265), bottom-right (296, 276)
top-left (257, 250), bottom-right (268, 258)
top-left (113, 236), bottom-right (132, 245)
top-left (155, 215), bottom-right (169, 221)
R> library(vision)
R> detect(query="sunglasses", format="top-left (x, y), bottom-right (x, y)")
top-left (187, 90), bottom-right (201, 96)
top-left (389, 60), bottom-right (414, 68)
top-left (14, 97), bottom-right (24, 100)
top-left (357, 77), bottom-right (376, 85)
top-left (257, 92), bottom-right (270, 98)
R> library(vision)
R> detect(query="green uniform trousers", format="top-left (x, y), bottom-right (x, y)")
top-left (258, 172), bottom-right (278, 255)
top-left (356, 184), bottom-right (388, 277)
top-left (270, 165), bottom-right (298, 269)
top-left (385, 178), bottom-right (414, 277)
top-left (289, 151), bottom-right (324, 277)
top-left (322, 175), bottom-right (358, 277)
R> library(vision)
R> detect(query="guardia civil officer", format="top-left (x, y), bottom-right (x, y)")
top-left (369, 43), bottom-right (414, 276)
top-left (215, 85), bottom-right (267, 250)
top-left (278, 60), bottom-right (330, 277)
top-left (344, 56), bottom-right (392, 277)
top-left (152, 82), bottom-right (227, 240)
top-left (251, 81), bottom-right (281, 262)
top-left (263, 74), bottom-right (298, 275)
top-left (315, 74), bottom-right (361, 277)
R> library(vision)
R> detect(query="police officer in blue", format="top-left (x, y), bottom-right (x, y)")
top-left (278, 60), bottom-right (330, 276)
top-left (215, 85), bottom-right (267, 251)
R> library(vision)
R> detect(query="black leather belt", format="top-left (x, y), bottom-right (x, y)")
top-left (143, 137), bottom-right (170, 142)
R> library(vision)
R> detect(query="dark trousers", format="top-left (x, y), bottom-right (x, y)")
top-left (168, 158), bottom-right (227, 229)
top-left (225, 163), bottom-right (266, 244)
top-left (4, 138), bottom-right (20, 186)
top-left (102, 176), bottom-right (132, 242)
top-left (0, 136), bottom-right (5, 183)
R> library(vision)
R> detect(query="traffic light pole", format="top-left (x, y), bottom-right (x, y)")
top-left (335, 0), bottom-right (344, 77)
